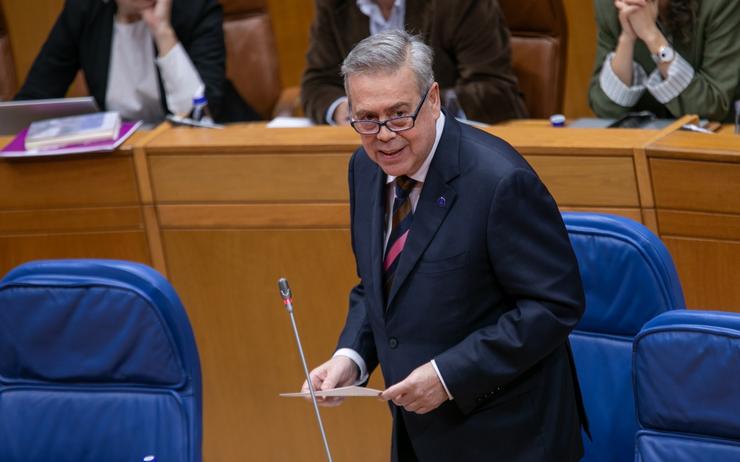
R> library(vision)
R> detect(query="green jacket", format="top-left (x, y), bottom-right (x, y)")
top-left (589, 0), bottom-right (740, 122)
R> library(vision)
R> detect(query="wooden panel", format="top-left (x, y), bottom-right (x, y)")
top-left (158, 203), bottom-right (349, 228)
top-left (527, 155), bottom-right (639, 207)
top-left (651, 158), bottom-right (740, 214)
top-left (163, 229), bottom-right (389, 462)
top-left (267, 0), bottom-right (314, 89)
top-left (0, 231), bottom-right (150, 277)
top-left (149, 154), bottom-right (350, 203)
top-left (145, 125), bottom-right (360, 153)
top-left (648, 131), bottom-right (740, 162)
top-left (0, 154), bottom-right (139, 208)
top-left (659, 210), bottom-right (740, 241)
top-left (563, 0), bottom-right (597, 118)
top-left (487, 126), bottom-right (655, 156)
top-left (664, 237), bottom-right (740, 312)
top-left (0, 207), bottom-right (142, 233)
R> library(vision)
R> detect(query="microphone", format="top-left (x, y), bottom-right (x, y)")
top-left (277, 278), bottom-right (333, 462)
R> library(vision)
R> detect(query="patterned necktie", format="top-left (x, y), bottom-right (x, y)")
top-left (383, 176), bottom-right (417, 301)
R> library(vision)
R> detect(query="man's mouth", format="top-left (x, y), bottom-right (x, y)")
top-left (379, 147), bottom-right (404, 157)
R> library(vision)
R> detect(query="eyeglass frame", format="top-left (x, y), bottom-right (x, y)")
top-left (349, 87), bottom-right (430, 135)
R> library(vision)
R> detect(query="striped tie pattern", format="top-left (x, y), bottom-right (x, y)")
top-left (383, 176), bottom-right (417, 300)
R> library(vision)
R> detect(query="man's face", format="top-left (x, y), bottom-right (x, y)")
top-left (347, 66), bottom-right (440, 177)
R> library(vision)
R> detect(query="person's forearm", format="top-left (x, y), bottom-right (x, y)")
top-left (643, 30), bottom-right (671, 79)
top-left (153, 25), bottom-right (177, 57)
top-left (612, 34), bottom-right (637, 85)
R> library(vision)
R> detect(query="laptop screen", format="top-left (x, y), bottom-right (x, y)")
top-left (0, 97), bottom-right (100, 136)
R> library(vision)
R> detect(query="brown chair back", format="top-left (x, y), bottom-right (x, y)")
top-left (0, 5), bottom-right (17, 101)
top-left (498, 0), bottom-right (567, 118)
top-left (220, 0), bottom-right (281, 119)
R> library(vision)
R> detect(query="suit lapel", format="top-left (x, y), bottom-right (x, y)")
top-left (386, 115), bottom-right (462, 309)
top-left (369, 164), bottom-right (387, 314)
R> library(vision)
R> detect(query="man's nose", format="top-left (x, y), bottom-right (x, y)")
top-left (376, 124), bottom-right (396, 142)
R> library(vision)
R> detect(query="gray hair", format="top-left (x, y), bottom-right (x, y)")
top-left (341, 30), bottom-right (434, 98)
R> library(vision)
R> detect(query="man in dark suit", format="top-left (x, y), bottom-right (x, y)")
top-left (304, 30), bottom-right (587, 461)
top-left (301, 0), bottom-right (527, 125)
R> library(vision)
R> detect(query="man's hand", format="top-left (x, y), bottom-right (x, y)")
top-left (332, 100), bottom-right (351, 126)
top-left (302, 355), bottom-right (359, 407)
top-left (381, 362), bottom-right (448, 414)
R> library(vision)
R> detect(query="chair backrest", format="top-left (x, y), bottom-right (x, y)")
top-left (634, 310), bottom-right (740, 461)
top-left (563, 212), bottom-right (685, 462)
top-left (220, 0), bottom-right (281, 119)
top-left (0, 259), bottom-right (202, 462)
top-left (498, 0), bottom-right (567, 118)
top-left (0, 5), bottom-right (17, 101)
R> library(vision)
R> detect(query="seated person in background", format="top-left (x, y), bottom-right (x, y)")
top-left (589, 0), bottom-right (740, 122)
top-left (301, 0), bottom-right (528, 125)
top-left (15, 0), bottom-right (258, 123)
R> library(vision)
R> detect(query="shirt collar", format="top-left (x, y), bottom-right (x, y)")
top-left (357, 0), bottom-right (405, 29)
top-left (386, 111), bottom-right (446, 185)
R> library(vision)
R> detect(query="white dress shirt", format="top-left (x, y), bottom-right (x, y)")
top-left (599, 49), bottom-right (695, 108)
top-left (106, 19), bottom-right (205, 123)
top-left (335, 112), bottom-right (455, 400)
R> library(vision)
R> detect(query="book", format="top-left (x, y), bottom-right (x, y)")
top-left (1, 121), bottom-right (141, 158)
top-left (24, 112), bottom-right (121, 150)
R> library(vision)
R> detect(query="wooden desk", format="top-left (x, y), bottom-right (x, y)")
top-left (0, 132), bottom-right (150, 277)
top-left (2, 120), bottom-right (739, 461)
top-left (647, 130), bottom-right (740, 310)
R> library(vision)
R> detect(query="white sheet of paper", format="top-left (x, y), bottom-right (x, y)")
top-left (266, 117), bottom-right (315, 128)
top-left (280, 385), bottom-right (382, 398)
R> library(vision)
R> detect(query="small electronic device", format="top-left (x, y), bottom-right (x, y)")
top-left (0, 97), bottom-right (100, 136)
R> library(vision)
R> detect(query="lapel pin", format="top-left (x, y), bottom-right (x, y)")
top-left (436, 196), bottom-right (446, 207)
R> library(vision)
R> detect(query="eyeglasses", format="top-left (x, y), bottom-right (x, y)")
top-left (350, 88), bottom-right (429, 135)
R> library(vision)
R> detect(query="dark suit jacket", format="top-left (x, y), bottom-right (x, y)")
top-left (301, 0), bottom-right (528, 125)
top-left (15, 0), bottom-right (258, 122)
top-left (339, 115), bottom-right (586, 461)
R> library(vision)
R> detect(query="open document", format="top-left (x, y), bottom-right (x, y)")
top-left (280, 385), bottom-right (382, 398)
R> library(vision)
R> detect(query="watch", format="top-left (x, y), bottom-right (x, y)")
top-left (652, 45), bottom-right (675, 64)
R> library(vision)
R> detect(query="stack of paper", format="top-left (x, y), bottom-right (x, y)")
top-left (25, 112), bottom-right (122, 150)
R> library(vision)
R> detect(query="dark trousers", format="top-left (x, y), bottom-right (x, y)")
top-left (392, 411), bottom-right (419, 462)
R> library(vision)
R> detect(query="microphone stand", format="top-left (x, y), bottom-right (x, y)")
top-left (278, 278), bottom-right (333, 462)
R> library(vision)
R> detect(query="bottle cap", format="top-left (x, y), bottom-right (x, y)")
top-left (549, 114), bottom-right (566, 127)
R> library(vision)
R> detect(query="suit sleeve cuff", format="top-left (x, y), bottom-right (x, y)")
top-left (334, 348), bottom-right (368, 385)
top-left (599, 52), bottom-right (647, 107)
top-left (431, 359), bottom-right (454, 400)
top-left (156, 42), bottom-right (204, 116)
top-left (645, 52), bottom-right (694, 104)
top-left (325, 96), bottom-right (348, 125)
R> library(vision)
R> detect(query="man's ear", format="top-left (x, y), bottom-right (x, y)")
top-left (429, 82), bottom-right (441, 118)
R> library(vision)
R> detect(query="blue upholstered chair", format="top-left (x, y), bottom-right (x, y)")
top-left (563, 212), bottom-right (685, 462)
top-left (0, 259), bottom-right (202, 462)
top-left (634, 310), bottom-right (740, 461)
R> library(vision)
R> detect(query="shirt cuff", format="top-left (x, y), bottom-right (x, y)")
top-left (156, 42), bottom-right (205, 116)
top-left (333, 348), bottom-right (368, 385)
top-left (325, 96), bottom-right (348, 125)
top-left (431, 359), bottom-right (454, 400)
top-left (645, 52), bottom-right (694, 104)
top-left (599, 52), bottom-right (647, 107)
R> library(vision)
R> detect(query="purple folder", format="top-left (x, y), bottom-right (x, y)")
top-left (0, 121), bottom-right (142, 158)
